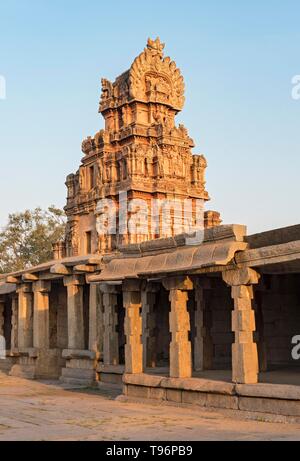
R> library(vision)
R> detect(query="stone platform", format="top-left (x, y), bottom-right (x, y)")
top-left (97, 365), bottom-right (125, 385)
top-left (123, 369), bottom-right (300, 421)
top-left (60, 350), bottom-right (97, 386)
top-left (1, 373), bottom-right (300, 440)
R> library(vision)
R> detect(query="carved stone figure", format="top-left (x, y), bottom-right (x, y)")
top-left (65, 220), bottom-right (79, 256)
top-left (101, 78), bottom-right (113, 102)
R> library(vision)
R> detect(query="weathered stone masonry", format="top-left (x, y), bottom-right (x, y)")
top-left (1, 39), bottom-right (300, 419)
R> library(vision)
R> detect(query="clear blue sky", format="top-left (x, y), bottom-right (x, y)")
top-left (0, 0), bottom-right (299, 234)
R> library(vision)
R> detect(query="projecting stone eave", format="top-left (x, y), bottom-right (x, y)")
top-left (0, 282), bottom-right (17, 295)
top-left (1, 254), bottom-right (103, 286)
top-left (86, 222), bottom-right (300, 283)
top-left (86, 224), bottom-right (248, 283)
top-left (88, 241), bottom-right (249, 283)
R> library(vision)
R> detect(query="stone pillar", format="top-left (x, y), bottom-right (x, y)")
top-left (141, 283), bottom-right (159, 369)
top-left (0, 297), bottom-right (5, 356)
top-left (33, 281), bottom-right (51, 350)
top-left (64, 276), bottom-right (85, 350)
top-left (163, 276), bottom-right (193, 379)
top-left (17, 284), bottom-right (33, 350)
top-left (194, 279), bottom-right (213, 371)
top-left (123, 280), bottom-right (143, 374)
top-left (89, 284), bottom-right (103, 357)
top-left (223, 268), bottom-right (260, 384)
top-left (11, 295), bottom-right (18, 350)
top-left (254, 289), bottom-right (268, 372)
top-left (0, 297), bottom-right (4, 337)
top-left (101, 284), bottom-right (120, 366)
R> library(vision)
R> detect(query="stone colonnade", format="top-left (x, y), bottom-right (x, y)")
top-left (118, 269), bottom-right (259, 384)
top-left (0, 267), bottom-right (260, 385)
top-left (99, 267), bottom-right (260, 384)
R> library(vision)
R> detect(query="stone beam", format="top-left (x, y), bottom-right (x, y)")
top-left (22, 273), bottom-right (39, 282)
top-left (74, 264), bottom-right (97, 273)
top-left (64, 257), bottom-right (102, 267)
top-left (86, 258), bottom-right (102, 266)
top-left (6, 276), bottom-right (20, 284)
top-left (39, 273), bottom-right (65, 281)
top-left (50, 264), bottom-right (72, 276)
top-left (235, 240), bottom-right (300, 269)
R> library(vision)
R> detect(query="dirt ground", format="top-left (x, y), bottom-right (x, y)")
top-left (0, 373), bottom-right (300, 441)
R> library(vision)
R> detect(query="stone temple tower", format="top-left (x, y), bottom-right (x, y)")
top-left (61, 38), bottom-right (221, 258)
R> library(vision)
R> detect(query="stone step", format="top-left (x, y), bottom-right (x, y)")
top-left (0, 362), bottom-right (12, 374)
top-left (60, 367), bottom-right (96, 386)
top-left (9, 364), bottom-right (36, 380)
top-left (61, 367), bottom-right (95, 379)
top-left (59, 377), bottom-right (94, 387)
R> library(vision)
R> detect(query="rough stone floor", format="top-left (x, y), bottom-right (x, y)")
top-left (1, 373), bottom-right (300, 441)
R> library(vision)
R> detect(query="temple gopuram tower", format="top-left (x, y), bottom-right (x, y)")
top-left (62, 38), bottom-right (221, 257)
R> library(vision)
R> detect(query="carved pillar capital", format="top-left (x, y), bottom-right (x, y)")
top-left (33, 280), bottom-right (51, 293)
top-left (222, 267), bottom-right (260, 287)
top-left (99, 283), bottom-right (121, 295)
top-left (16, 283), bottom-right (32, 294)
top-left (162, 276), bottom-right (193, 292)
top-left (123, 279), bottom-right (142, 293)
top-left (63, 275), bottom-right (85, 287)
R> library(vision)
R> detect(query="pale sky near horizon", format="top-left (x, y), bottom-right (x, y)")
top-left (0, 0), bottom-right (299, 235)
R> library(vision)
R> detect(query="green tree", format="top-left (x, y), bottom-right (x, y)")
top-left (0, 206), bottom-right (66, 274)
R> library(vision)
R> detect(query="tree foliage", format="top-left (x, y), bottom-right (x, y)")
top-left (0, 206), bottom-right (66, 274)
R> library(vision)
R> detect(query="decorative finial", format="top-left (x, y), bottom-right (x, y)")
top-left (146, 37), bottom-right (165, 58)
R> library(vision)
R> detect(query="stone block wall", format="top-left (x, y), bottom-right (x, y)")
top-left (3, 296), bottom-right (12, 349)
top-left (49, 282), bottom-right (68, 350)
top-left (155, 288), bottom-right (171, 367)
top-left (257, 274), bottom-right (300, 367)
top-left (207, 280), bottom-right (233, 369)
